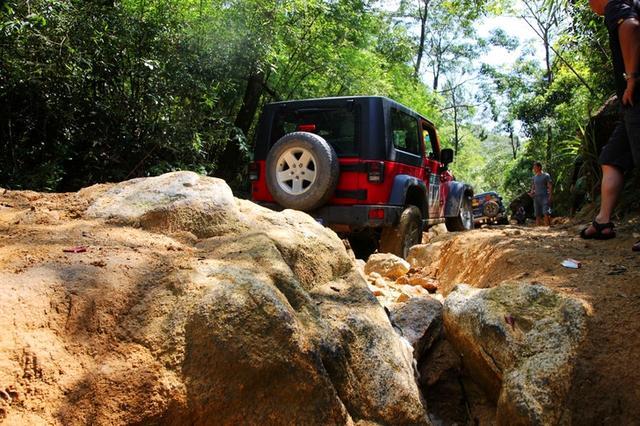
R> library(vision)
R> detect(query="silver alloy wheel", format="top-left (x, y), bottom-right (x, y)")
top-left (275, 147), bottom-right (318, 195)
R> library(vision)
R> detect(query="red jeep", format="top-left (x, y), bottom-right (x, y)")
top-left (249, 96), bottom-right (474, 258)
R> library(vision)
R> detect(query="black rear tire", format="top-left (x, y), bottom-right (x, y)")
top-left (379, 206), bottom-right (423, 258)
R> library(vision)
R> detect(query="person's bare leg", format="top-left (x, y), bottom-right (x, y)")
top-left (584, 164), bottom-right (624, 236)
top-left (544, 214), bottom-right (551, 226)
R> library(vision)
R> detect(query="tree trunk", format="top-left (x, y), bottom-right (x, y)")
top-left (215, 70), bottom-right (265, 184)
top-left (546, 124), bottom-right (552, 165)
top-left (543, 30), bottom-right (552, 85)
top-left (454, 106), bottom-right (460, 155)
top-left (413, 0), bottom-right (430, 79)
top-left (509, 126), bottom-right (517, 159)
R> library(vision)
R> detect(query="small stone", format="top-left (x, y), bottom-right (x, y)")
top-left (374, 277), bottom-right (387, 288)
top-left (396, 293), bottom-right (410, 303)
top-left (408, 276), bottom-right (438, 292)
top-left (398, 285), bottom-right (425, 298)
top-left (396, 276), bottom-right (410, 285)
top-left (364, 253), bottom-right (410, 279)
top-left (368, 272), bottom-right (382, 280)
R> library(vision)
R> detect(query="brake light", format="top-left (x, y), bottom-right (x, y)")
top-left (368, 208), bottom-right (385, 219)
top-left (248, 162), bottom-right (259, 181)
top-left (367, 161), bottom-right (385, 183)
top-left (297, 124), bottom-right (316, 132)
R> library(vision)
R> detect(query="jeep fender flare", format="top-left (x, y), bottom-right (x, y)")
top-left (444, 181), bottom-right (474, 217)
top-left (388, 175), bottom-right (427, 218)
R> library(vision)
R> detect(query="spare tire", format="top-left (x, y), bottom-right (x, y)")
top-left (483, 200), bottom-right (500, 218)
top-left (266, 132), bottom-right (339, 211)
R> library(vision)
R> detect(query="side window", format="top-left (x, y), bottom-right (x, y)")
top-left (422, 125), bottom-right (439, 160)
top-left (391, 108), bottom-right (421, 155)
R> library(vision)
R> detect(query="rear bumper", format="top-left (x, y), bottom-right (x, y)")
top-left (257, 203), bottom-right (403, 230)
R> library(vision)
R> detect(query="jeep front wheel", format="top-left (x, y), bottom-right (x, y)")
top-left (379, 206), bottom-right (423, 258)
top-left (265, 132), bottom-right (339, 211)
top-left (446, 196), bottom-right (473, 231)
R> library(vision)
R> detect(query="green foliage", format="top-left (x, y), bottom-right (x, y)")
top-left (1, 0), bottom-right (634, 220)
top-left (0, 0), bottom-right (446, 191)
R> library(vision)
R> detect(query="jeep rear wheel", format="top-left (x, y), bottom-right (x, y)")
top-left (446, 196), bottom-right (473, 231)
top-left (379, 206), bottom-right (423, 258)
top-left (266, 132), bottom-right (339, 211)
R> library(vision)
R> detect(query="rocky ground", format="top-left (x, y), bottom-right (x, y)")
top-left (367, 219), bottom-right (640, 425)
top-left (1, 175), bottom-right (639, 425)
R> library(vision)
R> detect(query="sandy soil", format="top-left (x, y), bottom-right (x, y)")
top-left (1, 187), bottom-right (639, 424)
top-left (0, 189), bottom-right (194, 424)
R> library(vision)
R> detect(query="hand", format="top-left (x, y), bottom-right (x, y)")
top-left (623, 79), bottom-right (636, 106)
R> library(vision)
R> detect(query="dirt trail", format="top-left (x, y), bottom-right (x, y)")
top-left (419, 220), bottom-right (640, 425)
top-left (1, 188), bottom-right (639, 424)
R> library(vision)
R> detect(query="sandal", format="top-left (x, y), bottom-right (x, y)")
top-left (580, 220), bottom-right (616, 240)
top-left (633, 241), bottom-right (640, 252)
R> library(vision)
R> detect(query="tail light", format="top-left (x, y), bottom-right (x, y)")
top-left (297, 124), bottom-right (316, 132)
top-left (368, 208), bottom-right (385, 219)
top-left (367, 161), bottom-right (385, 183)
top-left (248, 162), bottom-right (259, 181)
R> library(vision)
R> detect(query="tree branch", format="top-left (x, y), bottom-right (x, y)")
top-left (520, 14), bottom-right (595, 95)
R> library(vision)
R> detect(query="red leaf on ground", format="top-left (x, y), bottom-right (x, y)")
top-left (63, 246), bottom-right (87, 253)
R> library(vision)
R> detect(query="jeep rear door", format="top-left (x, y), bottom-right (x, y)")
top-left (271, 101), bottom-right (373, 204)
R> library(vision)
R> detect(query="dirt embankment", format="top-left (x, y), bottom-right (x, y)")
top-left (412, 222), bottom-right (640, 425)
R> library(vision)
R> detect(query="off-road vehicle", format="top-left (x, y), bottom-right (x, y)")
top-left (249, 96), bottom-right (474, 257)
top-left (472, 191), bottom-right (508, 226)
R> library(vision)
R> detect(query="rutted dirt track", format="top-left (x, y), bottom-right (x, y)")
top-left (1, 185), bottom-right (640, 424)
top-left (414, 222), bottom-right (640, 424)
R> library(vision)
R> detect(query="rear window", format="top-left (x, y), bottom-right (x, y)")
top-left (271, 107), bottom-right (358, 156)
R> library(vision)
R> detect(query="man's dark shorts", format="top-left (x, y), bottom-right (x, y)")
top-left (533, 195), bottom-right (551, 218)
top-left (599, 104), bottom-right (640, 171)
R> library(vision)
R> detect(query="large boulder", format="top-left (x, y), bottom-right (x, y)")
top-left (443, 283), bottom-right (588, 425)
top-left (0, 172), bottom-right (428, 425)
top-left (85, 171), bottom-right (247, 237)
top-left (389, 297), bottom-right (443, 361)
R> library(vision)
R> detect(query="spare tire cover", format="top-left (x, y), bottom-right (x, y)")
top-left (265, 132), bottom-right (339, 211)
